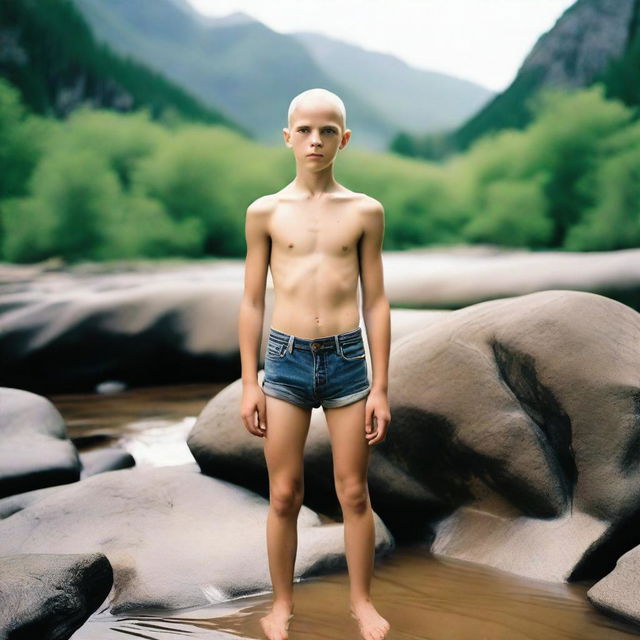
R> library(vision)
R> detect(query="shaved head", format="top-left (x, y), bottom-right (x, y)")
top-left (287, 88), bottom-right (347, 131)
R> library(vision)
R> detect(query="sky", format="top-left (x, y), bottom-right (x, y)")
top-left (185, 0), bottom-right (576, 92)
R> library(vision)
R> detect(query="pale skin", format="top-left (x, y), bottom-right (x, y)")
top-left (238, 95), bottom-right (391, 640)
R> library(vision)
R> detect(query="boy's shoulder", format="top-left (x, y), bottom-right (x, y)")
top-left (353, 192), bottom-right (384, 216)
top-left (246, 193), bottom-right (279, 216)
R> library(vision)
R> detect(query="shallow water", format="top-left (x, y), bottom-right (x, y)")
top-left (45, 382), bottom-right (640, 639)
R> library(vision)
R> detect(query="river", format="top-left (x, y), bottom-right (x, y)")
top-left (42, 381), bottom-right (640, 640)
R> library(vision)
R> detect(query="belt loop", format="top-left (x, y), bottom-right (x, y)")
top-left (334, 335), bottom-right (339, 352)
top-left (288, 334), bottom-right (294, 353)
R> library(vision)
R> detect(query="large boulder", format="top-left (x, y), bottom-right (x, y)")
top-left (0, 387), bottom-right (80, 498)
top-left (0, 552), bottom-right (113, 640)
top-left (388, 289), bottom-right (640, 580)
top-left (0, 463), bottom-right (394, 613)
top-left (191, 288), bottom-right (640, 582)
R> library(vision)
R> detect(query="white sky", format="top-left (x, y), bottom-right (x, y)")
top-left (185, 0), bottom-right (576, 91)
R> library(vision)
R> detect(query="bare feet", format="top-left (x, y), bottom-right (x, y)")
top-left (350, 600), bottom-right (390, 640)
top-left (259, 602), bottom-right (294, 640)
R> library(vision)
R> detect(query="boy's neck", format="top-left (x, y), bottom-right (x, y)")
top-left (291, 165), bottom-right (341, 199)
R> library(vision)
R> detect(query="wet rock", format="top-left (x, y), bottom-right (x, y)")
top-left (587, 543), bottom-right (640, 629)
top-left (0, 387), bottom-right (80, 499)
top-left (0, 463), bottom-right (394, 613)
top-left (79, 447), bottom-right (135, 479)
top-left (0, 552), bottom-right (113, 640)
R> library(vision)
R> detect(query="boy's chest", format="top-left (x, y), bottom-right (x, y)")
top-left (269, 202), bottom-right (363, 258)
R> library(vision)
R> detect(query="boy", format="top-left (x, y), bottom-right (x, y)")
top-left (239, 87), bottom-right (391, 640)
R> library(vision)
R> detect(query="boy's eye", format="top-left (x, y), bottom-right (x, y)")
top-left (297, 128), bottom-right (336, 134)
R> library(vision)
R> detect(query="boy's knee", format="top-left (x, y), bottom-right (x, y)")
top-left (335, 480), bottom-right (368, 513)
top-left (270, 482), bottom-right (304, 515)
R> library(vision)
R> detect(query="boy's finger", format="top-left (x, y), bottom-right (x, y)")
top-left (257, 406), bottom-right (267, 432)
top-left (242, 415), bottom-right (260, 436)
top-left (365, 415), bottom-right (372, 433)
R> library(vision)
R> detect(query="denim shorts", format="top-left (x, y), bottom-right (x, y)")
top-left (261, 326), bottom-right (371, 409)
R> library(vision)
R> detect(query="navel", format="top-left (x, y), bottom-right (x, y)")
top-left (342, 245), bottom-right (348, 251)
top-left (288, 243), bottom-right (294, 248)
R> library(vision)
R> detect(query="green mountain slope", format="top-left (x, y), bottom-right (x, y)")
top-left (70, 0), bottom-right (400, 150)
top-left (0, 0), bottom-right (243, 131)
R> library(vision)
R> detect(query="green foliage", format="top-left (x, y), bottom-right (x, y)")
top-left (462, 175), bottom-right (552, 247)
top-left (564, 141), bottom-right (640, 250)
top-left (0, 79), bottom-right (49, 198)
top-left (444, 84), bottom-right (638, 250)
top-left (133, 125), bottom-right (280, 257)
top-left (2, 77), bottom-right (640, 262)
top-left (597, 16), bottom-right (640, 110)
top-left (4, 148), bottom-right (120, 262)
top-left (107, 192), bottom-right (206, 259)
top-left (389, 132), bottom-right (419, 157)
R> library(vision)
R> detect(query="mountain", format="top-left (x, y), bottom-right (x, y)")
top-left (0, 0), bottom-right (240, 129)
top-left (70, 0), bottom-right (398, 150)
top-left (290, 31), bottom-right (494, 136)
top-left (412, 0), bottom-right (640, 159)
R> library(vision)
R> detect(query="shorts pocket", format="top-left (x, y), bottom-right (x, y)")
top-left (339, 339), bottom-right (366, 361)
top-left (266, 340), bottom-right (287, 359)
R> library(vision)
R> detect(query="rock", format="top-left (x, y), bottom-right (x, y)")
top-left (520, 0), bottom-right (636, 90)
top-left (0, 552), bottom-right (113, 640)
top-left (0, 484), bottom-right (63, 520)
top-left (0, 279), bottom-right (245, 393)
top-left (383, 247), bottom-right (640, 310)
top-left (387, 289), bottom-right (640, 579)
top-left (0, 387), bottom-right (80, 499)
top-left (79, 448), bottom-right (135, 479)
top-left (190, 289), bottom-right (640, 562)
top-left (587, 543), bottom-right (640, 628)
top-left (431, 504), bottom-right (608, 582)
top-left (0, 463), bottom-right (394, 613)
top-left (2, 249), bottom-right (640, 394)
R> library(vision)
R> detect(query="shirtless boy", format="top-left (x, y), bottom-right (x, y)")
top-left (239, 87), bottom-right (391, 640)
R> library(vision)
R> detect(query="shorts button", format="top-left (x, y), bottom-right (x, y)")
top-left (311, 342), bottom-right (320, 351)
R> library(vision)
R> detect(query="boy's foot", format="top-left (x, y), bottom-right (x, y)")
top-left (259, 603), bottom-right (294, 640)
top-left (350, 600), bottom-right (390, 640)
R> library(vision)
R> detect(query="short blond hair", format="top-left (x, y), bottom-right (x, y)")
top-left (287, 88), bottom-right (347, 130)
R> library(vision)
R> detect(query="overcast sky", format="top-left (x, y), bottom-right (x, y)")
top-left (185, 0), bottom-right (575, 92)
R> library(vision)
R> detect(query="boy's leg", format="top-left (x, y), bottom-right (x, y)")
top-left (261, 395), bottom-right (312, 626)
top-left (324, 397), bottom-right (373, 603)
top-left (325, 397), bottom-right (390, 639)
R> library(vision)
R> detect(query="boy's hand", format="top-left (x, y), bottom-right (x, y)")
top-left (364, 389), bottom-right (390, 445)
top-left (241, 383), bottom-right (267, 437)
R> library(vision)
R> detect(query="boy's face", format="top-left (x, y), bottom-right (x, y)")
top-left (283, 100), bottom-right (351, 166)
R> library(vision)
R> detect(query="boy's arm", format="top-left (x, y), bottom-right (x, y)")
top-left (359, 198), bottom-right (390, 395)
top-left (239, 198), bottom-right (271, 387)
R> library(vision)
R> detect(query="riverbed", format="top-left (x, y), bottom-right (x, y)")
top-left (45, 381), bottom-right (640, 640)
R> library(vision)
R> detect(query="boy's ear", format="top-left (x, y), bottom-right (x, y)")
top-left (282, 127), bottom-right (291, 146)
top-left (340, 129), bottom-right (351, 149)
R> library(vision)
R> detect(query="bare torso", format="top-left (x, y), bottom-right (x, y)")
top-left (266, 188), bottom-right (368, 339)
